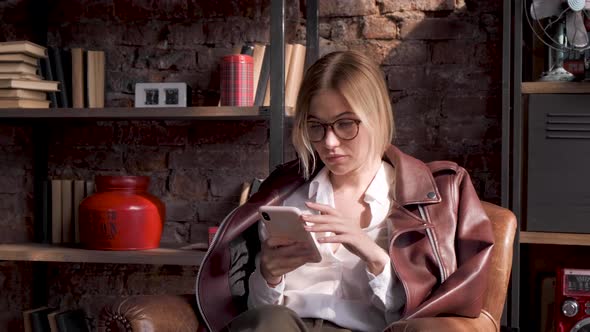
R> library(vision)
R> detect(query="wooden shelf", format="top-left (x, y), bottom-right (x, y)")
top-left (521, 82), bottom-right (590, 94)
top-left (0, 243), bottom-right (206, 266)
top-left (520, 231), bottom-right (590, 246)
top-left (0, 106), bottom-right (284, 120)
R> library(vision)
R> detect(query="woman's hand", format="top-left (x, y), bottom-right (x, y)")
top-left (259, 237), bottom-right (317, 286)
top-left (302, 201), bottom-right (390, 275)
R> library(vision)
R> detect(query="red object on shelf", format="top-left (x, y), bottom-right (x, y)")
top-left (220, 54), bottom-right (254, 106)
top-left (79, 176), bottom-right (165, 250)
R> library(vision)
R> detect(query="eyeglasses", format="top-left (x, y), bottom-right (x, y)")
top-left (306, 119), bottom-right (362, 142)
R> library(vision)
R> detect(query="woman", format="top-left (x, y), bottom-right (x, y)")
top-left (196, 51), bottom-right (494, 332)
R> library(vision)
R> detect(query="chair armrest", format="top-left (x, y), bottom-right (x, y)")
top-left (385, 311), bottom-right (498, 332)
top-left (97, 295), bottom-right (199, 332)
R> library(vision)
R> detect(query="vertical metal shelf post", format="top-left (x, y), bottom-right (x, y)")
top-left (501, 0), bottom-right (513, 326)
top-left (269, 0), bottom-right (286, 170)
top-left (305, 0), bottom-right (319, 69)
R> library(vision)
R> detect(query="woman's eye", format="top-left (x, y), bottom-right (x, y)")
top-left (336, 120), bottom-right (355, 129)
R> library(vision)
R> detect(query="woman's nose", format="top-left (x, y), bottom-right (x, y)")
top-left (322, 127), bottom-right (340, 147)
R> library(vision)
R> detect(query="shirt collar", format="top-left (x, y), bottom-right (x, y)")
top-left (364, 162), bottom-right (395, 206)
top-left (307, 161), bottom-right (394, 206)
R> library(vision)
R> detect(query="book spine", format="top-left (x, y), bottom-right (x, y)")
top-left (51, 46), bottom-right (69, 108)
top-left (71, 48), bottom-right (84, 108)
top-left (254, 46), bottom-right (270, 107)
top-left (61, 179), bottom-right (73, 243)
top-left (40, 57), bottom-right (58, 109)
top-left (51, 179), bottom-right (62, 244)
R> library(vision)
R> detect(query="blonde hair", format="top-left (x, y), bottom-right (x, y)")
top-left (292, 50), bottom-right (394, 179)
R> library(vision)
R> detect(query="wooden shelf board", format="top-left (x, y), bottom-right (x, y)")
top-left (0, 106), bottom-right (281, 120)
top-left (0, 243), bottom-right (206, 265)
top-left (520, 231), bottom-right (590, 246)
top-left (521, 82), bottom-right (590, 94)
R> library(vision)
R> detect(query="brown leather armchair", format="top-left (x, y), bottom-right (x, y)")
top-left (98, 201), bottom-right (516, 332)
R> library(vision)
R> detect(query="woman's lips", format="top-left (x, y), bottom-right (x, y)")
top-left (325, 154), bottom-right (346, 163)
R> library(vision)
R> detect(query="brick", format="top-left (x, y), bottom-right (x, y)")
top-left (163, 199), bottom-right (196, 222)
top-left (400, 18), bottom-right (478, 40)
top-left (187, 121), bottom-right (267, 145)
top-left (123, 148), bottom-right (168, 172)
top-left (50, 148), bottom-right (125, 171)
top-left (432, 40), bottom-right (473, 64)
top-left (209, 172), bottom-right (253, 198)
top-left (189, 223), bottom-right (210, 244)
top-left (330, 19), bottom-right (361, 41)
top-left (52, 123), bottom-right (116, 147)
top-left (168, 23), bottom-right (206, 46)
top-left (319, 22), bottom-right (332, 39)
top-left (385, 65), bottom-right (429, 91)
top-left (169, 169), bottom-right (209, 199)
top-left (170, 146), bottom-right (233, 170)
top-left (320, 0), bottom-right (378, 17)
top-left (383, 41), bottom-right (429, 65)
top-left (108, 70), bottom-right (147, 94)
top-left (347, 40), bottom-right (398, 65)
top-left (362, 16), bottom-right (397, 39)
top-left (196, 201), bottom-right (238, 224)
top-left (119, 23), bottom-right (164, 47)
top-left (379, 0), bottom-right (454, 13)
top-left (0, 176), bottom-right (23, 194)
top-left (393, 94), bottom-right (442, 146)
top-left (146, 49), bottom-right (197, 71)
top-left (474, 41), bottom-right (501, 66)
top-left (160, 221), bottom-right (190, 243)
top-left (0, 126), bottom-right (15, 145)
top-left (116, 122), bottom-right (187, 146)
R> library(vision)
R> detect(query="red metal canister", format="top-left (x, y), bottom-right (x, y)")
top-left (78, 176), bottom-right (165, 250)
top-left (220, 54), bottom-right (254, 106)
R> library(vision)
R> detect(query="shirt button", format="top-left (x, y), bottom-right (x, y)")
top-left (427, 192), bottom-right (437, 199)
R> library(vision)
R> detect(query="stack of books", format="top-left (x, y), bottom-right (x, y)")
top-left (0, 41), bottom-right (59, 108)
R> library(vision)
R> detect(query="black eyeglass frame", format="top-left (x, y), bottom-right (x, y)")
top-left (306, 119), bottom-right (362, 143)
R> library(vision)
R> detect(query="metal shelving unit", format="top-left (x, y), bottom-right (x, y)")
top-left (0, 0), bottom-right (319, 265)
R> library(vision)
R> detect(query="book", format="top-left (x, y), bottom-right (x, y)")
top-left (0, 52), bottom-right (39, 65)
top-left (0, 40), bottom-right (47, 58)
top-left (86, 50), bottom-right (105, 108)
top-left (0, 98), bottom-right (50, 108)
top-left (285, 43), bottom-right (306, 112)
top-left (72, 180), bottom-right (86, 244)
top-left (251, 44), bottom-right (266, 104)
top-left (263, 43), bottom-right (293, 106)
top-left (0, 72), bottom-right (42, 80)
top-left (39, 56), bottom-right (58, 108)
top-left (0, 62), bottom-right (39, 75)
top-left (51, 179), bottom-right (62, 244)
top-left (0, 79), bottom-right (59, 91)
top-left (61, 179), bottom-right (73, 243)
top-left (85, 180), bottom-right (95, 197)
top-left (71, 48), bottom-right (84, 108)
top-left (53, 309), bottom-right (89, 332)
top-left (23, 306), bottom-right (55, 332)
top-left (0, 88), bottom-right (46, 100)
top-left (49, 46), bottom-right (69, 108)
top-left (254, 45), bottom-right (270, 106)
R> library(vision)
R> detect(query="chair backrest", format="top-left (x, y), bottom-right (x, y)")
top-left (480, 201), bottom-right (517, 325)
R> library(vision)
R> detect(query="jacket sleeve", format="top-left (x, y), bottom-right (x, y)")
top-left (405, 169), bottom-right (495, 319)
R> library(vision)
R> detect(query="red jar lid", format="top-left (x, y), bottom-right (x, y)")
top-left (222, 54), bottom-right (253, 63)
top-left (95, 175), bottom-right (150, 191)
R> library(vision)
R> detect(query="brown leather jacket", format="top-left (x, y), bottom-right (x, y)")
top-left (196, 145), bottom-right (494, 332)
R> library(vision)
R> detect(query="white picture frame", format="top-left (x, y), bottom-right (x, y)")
top-left (134, 82), bottom-right (188, 107)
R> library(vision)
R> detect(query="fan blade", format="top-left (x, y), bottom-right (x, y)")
top-left (531, 0), bottom-right (563, 19)
top-left (566, 11), bottom-right (589, 47)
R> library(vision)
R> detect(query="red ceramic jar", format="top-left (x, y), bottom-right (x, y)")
top-left (79, 176), bottom-right (165, 250)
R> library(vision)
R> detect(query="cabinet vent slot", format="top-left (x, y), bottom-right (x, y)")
top-left (546, 113), bottom-right (590, 139)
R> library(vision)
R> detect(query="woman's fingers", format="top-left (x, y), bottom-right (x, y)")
top-left (305, 201), bottom-right (339, 215)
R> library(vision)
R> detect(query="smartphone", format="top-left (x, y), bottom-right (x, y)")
top-left (259, 206), bottom-right (322, 263)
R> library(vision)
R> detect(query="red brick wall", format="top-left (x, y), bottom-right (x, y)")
top-left (0, 0), bottom-right (503, 329)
